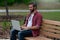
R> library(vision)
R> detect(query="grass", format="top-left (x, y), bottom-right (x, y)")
top-left (8, 12), bottom-right (60, 21)
top-left (0, 12), bottom-right (60, 21)
top-left (41, 12), bottom-right (60, 21)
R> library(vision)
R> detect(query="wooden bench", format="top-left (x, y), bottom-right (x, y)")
top-left (25, 20), bottom-right (60, 40)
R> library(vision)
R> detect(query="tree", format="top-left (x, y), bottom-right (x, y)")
top-left (15, 0), bottom-right (23, 4)
top-left (0, 0), bottom-right (15, 6)
top-left (0, 0), bottom-right (36, 6)
top-left (23, 0), bottom-right (32, 5)
top-left (0, 0), bottom-right (4, 6)
top-left (15, 0), bottom-right (32, 5)
top-left (7, 0), bottom-right (15, 5)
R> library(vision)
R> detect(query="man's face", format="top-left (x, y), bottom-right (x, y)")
top-left (29, 4), bottom-right (34, 13)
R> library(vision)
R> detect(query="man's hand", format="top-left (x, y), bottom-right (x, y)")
top-left (21, 26), bottom-right (30, 30)
top-left (21, 25), bottom-right (39, 30)
top-left (21, 25), bottom-right (30, 30)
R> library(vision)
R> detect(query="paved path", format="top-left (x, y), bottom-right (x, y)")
top-left (0, 10), bottom-right (60, 12)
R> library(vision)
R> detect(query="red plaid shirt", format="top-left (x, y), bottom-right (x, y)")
top-left (25, 11), bottom-right (42, 37)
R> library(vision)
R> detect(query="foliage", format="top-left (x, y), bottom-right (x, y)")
top-left (22, 0), bottom-right (32, 5)
top-left (0, 0), bottom-right (15, 6)
top-left (0, 0), bottom-right (33, 6)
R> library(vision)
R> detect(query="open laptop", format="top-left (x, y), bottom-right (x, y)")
top-left (11, 20), bottom-right (21, 31)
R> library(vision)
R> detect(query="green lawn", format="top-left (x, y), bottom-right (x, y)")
top-left (8, 12), bottom-right (60, 21)
top-left (0, 12), bottom-right (60, 21)
top-left (41, 12), bottom-right (60, 21)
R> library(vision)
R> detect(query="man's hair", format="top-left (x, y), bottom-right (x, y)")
top-left (29, 2), bottom-right (37, 9)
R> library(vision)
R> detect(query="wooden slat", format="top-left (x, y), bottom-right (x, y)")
top-left (41, 31), bottom-right (60, 39)
top-left (42, 27), bottom-right (60, 34)
top-left (42, 24), bottom-right (60, 31)
top-left (25, 20), bottom-right (60, 40)
top-left (43, 20), bottom-right (60, 26)
top-left (25, 36), bottom-right (52, 40)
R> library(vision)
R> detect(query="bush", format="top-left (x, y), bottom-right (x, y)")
top-left (0, 0), bottom-right (35, 6)
top-left (0, 0), bottom-right (4, 6)
top-left (15, 0), bottom-right (23, 4)
top-left (7, 0), bottom-right (15, 6)
top-left (0, 0), bottom-right (15, 6)
top-left (23, 0), bottom-right (32, 5)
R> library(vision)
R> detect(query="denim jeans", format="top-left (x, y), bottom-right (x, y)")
top-left (10, 29), bottom-right (33, 40)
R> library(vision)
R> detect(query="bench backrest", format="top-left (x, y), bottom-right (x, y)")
top-left (40, 20), bottom-right (60, 39)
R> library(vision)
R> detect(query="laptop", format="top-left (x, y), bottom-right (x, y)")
top-left (11, 20), bottom-right (21, 31)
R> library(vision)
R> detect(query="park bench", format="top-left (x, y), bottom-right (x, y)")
top-left (25, 20), bottom-right (60, 40)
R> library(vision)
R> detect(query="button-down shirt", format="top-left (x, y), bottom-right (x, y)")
top-left (27, 13), bottom-right (34, 27)
top-left (25, 11), bottom-right (43, 37)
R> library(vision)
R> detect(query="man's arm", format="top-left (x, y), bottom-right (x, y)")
top-left (21, 15), bottom-right (42, 30)
top-left (21, 26), bottom-right (38, 30)
top-left (27, 26), bottom-right (39, 30)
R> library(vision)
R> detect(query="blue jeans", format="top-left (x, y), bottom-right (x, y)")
top-left (10, 29), bottom-right (33, 40)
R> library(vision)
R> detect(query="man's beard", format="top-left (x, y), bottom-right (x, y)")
top-left (30, 9), bottom-right (34, 14)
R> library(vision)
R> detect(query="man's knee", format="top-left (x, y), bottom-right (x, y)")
top-left (18, 32), bottom-right (23, 36)
top-left (18, 31), bottom-right (25, 37)
top-left (11, 30), bottom-right (15, 33)
top-left (10, 30), bottom-right (16, 35)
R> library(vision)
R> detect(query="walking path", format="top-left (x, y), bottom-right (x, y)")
top-left (0, 10), bottom-right (60, 12)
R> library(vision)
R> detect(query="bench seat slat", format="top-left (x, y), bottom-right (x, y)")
top-left (25, 36), bottom-right (52, 40)
top-left (41, 31), bottom-right (60, 39)
top-left (43, 20), bottom-right (60, 26)
top-left (42, 27), bottom-right (60, 34)
top-left (42, 24), bottom-right (60, 31)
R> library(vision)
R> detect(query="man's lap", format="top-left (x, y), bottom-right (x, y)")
top-left (18, 30), bottom-right (33, 37)
top-left (10, 29), bottom-right (33, 37)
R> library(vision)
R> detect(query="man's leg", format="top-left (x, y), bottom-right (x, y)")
top-left (18, 30), bottom-right (33, 40)
top-left (10, 29), bottom-right (19, 40)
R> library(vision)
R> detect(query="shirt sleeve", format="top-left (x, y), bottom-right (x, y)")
top-left (36, 15), bottom-right (43, 28)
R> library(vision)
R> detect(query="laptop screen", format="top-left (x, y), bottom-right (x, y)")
top-left (11, 20), bottom-right (21, 30)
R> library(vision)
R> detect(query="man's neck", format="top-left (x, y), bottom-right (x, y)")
top-left (31, 10), bottom-right (37, 14)
top-left (33, 10), bottom-right (37, 14)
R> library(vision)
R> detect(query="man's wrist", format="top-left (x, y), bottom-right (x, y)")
top-left (27, 27), bottom-right (31, 30)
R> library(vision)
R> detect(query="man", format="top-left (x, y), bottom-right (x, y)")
top-left (10, 2), bottom-right (42, 40)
